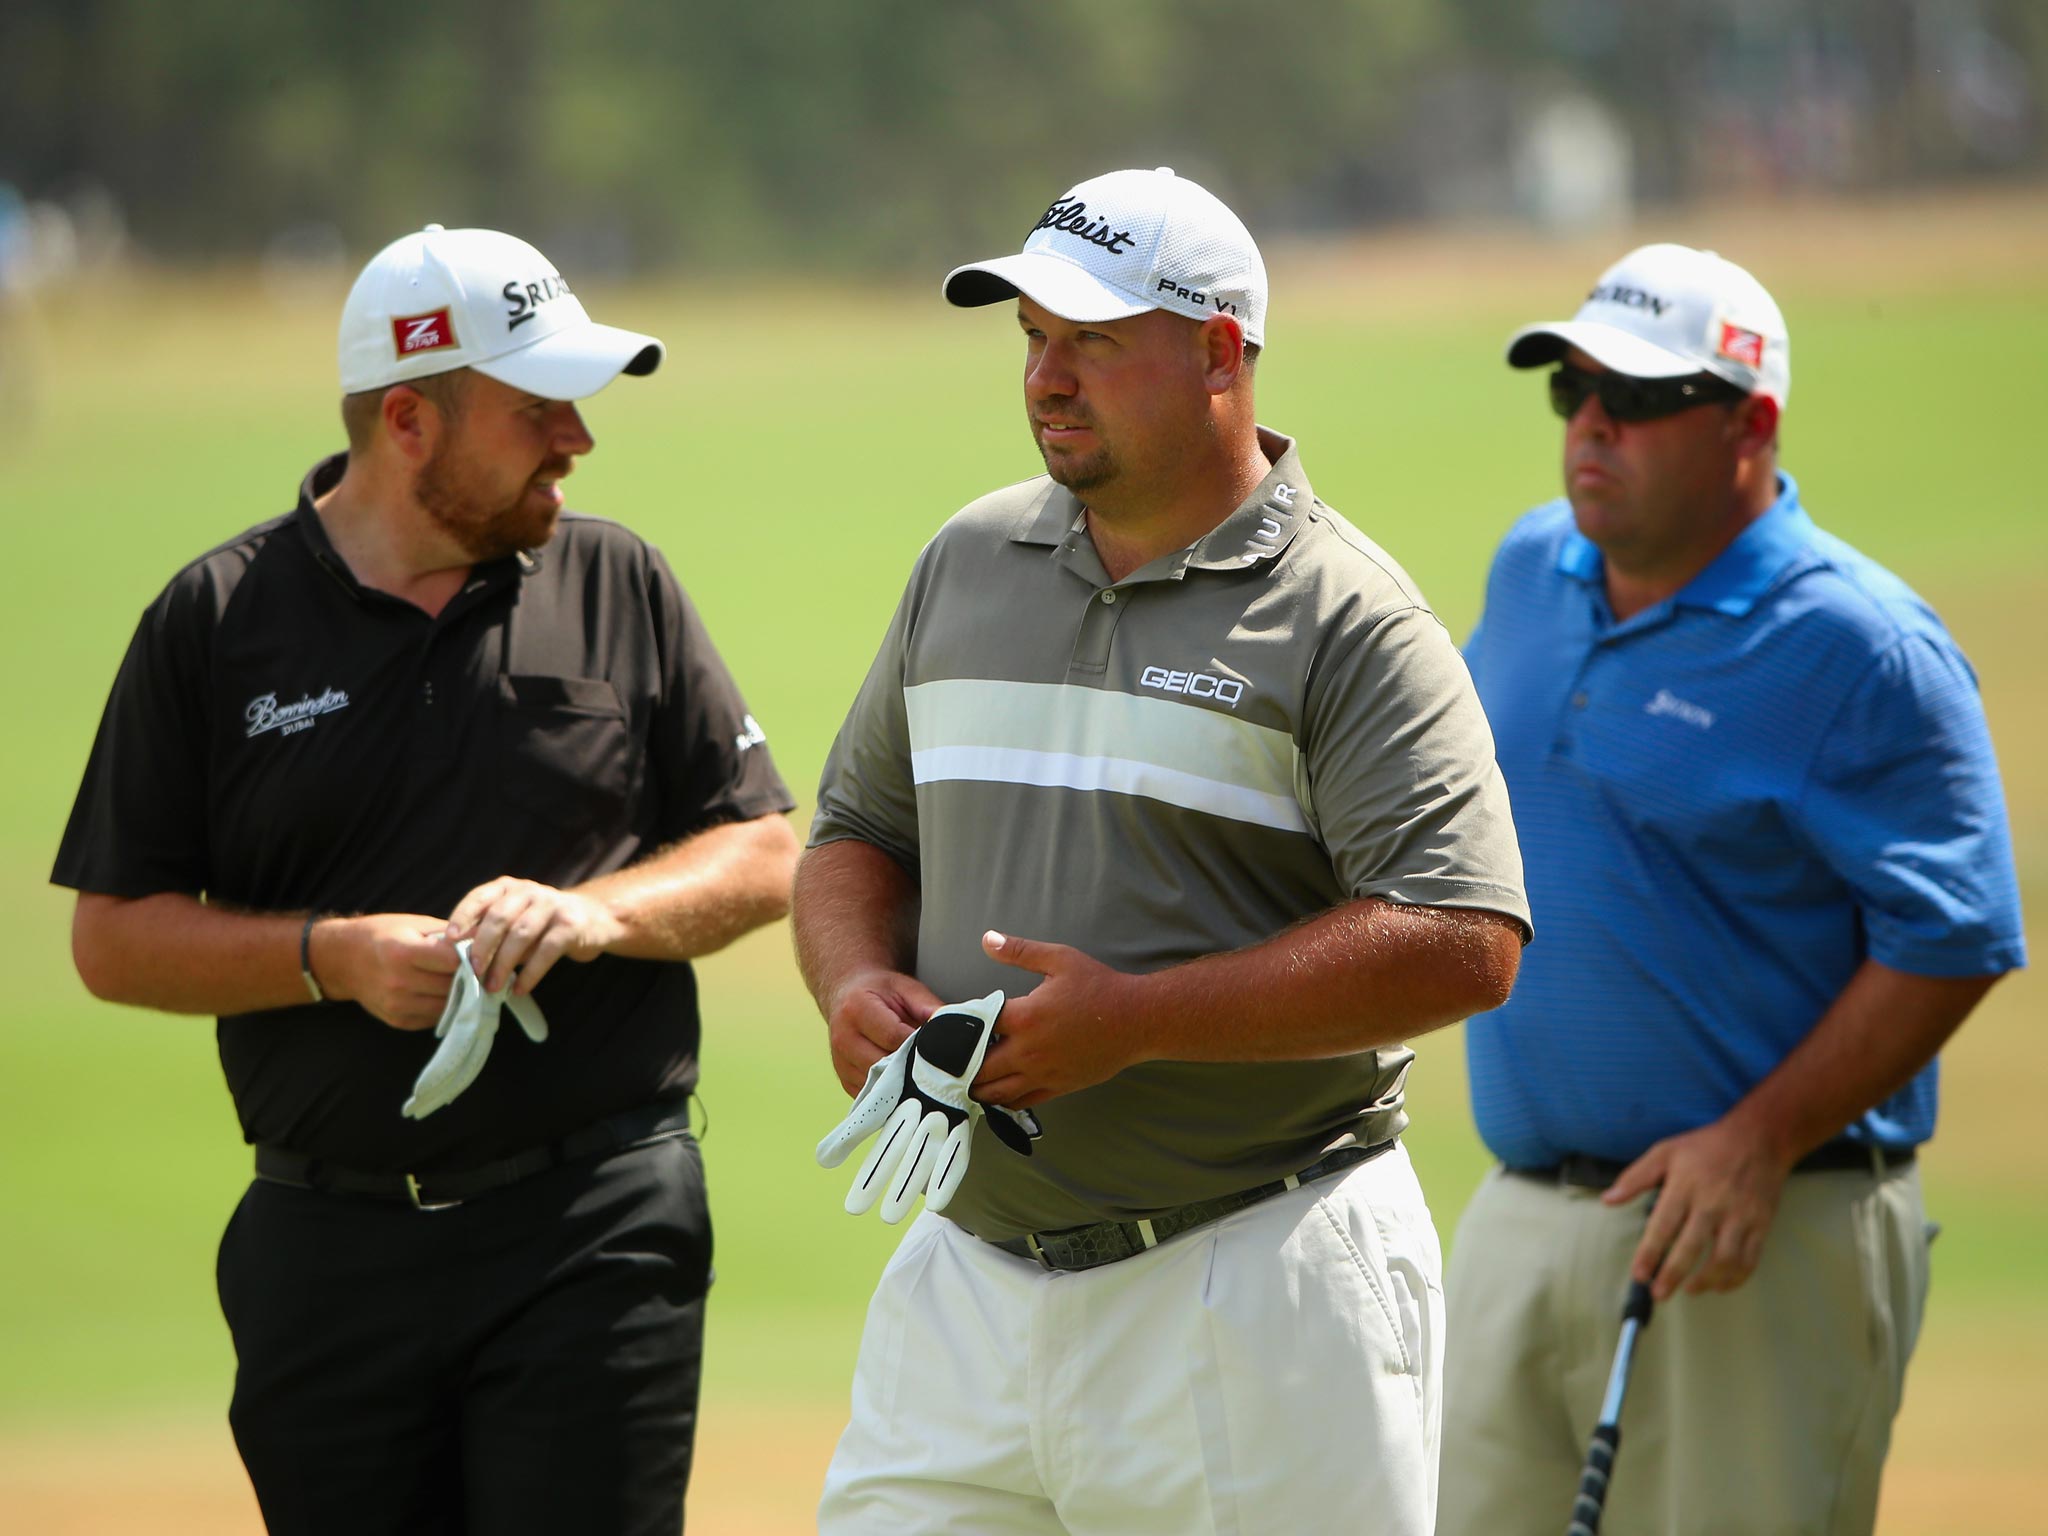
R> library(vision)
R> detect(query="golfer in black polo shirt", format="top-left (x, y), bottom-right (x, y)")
top-left (52, 225), bottom-right (800, 1535)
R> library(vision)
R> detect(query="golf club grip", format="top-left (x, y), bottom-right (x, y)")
top-left (1565, 1423), bottom-right (1621, 1536)
top-left (1621, 1277), bottom-right (1655, 1326)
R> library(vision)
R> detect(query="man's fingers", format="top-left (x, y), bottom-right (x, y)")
top-left (1690, 1218), bottom-right (1762, 1293)
top-left (982, 929), bottom-right (1065, 975)
top-left (447, 879), bottom-right (509, 938)
top-left (469, 889), bottom-right (539, 986)
top-left (482, 904), bottom-right (554, 991)
top-left (1602, 1145), bottom-right (1667, 1206)
top-left (1652, 1211), bottom-right (1715, 1300)
top-left (974, 1071), bottom-right (1030, 1106)
top-left (511, 925), bottom-right (572, 994)
top-left (404, 932), bottom-right (461, 975)
top-left (1630, 1188), bottom-right (1685, 1283)
top-left (850, 999), bottom-right (917, 1057)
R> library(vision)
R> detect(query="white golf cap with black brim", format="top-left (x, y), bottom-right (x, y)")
top-left (338, 225), bottom-right (664, 400)
top-left (1505, 241), bottom-right (1790, 405)
top-left (944, 167), bottom-right (1268, 347)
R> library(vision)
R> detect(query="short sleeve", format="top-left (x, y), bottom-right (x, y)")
top-left (51, 585), bottom-right (214, 897)
top-left (808, 574), bottom-right (921, 874)
top-left (1797, 634), bottom-right (2026, 977)
top-left (1303, 603), bottom-right (1530, 934)
top-left (646, 549), bottom-right (796, 840)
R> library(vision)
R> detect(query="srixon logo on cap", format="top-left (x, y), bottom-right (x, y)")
top-left (392, 308), bottom-right (457, 358)
top-left (1718, 321), bottom-right (1766, 368)
top-left (503, 273), bottom-right (574, 331)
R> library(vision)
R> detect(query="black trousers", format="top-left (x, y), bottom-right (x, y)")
top-left (218, 1132), bottom-right (710, 1536)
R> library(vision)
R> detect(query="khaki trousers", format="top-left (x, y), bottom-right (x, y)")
top-left (1439, 1159), bottom-right (1930, 1536)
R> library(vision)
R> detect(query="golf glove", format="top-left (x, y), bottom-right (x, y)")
top-left (816, 990), bottom-right (1041, 1223)
top-left (400, 938), bottom-right (550, 1119)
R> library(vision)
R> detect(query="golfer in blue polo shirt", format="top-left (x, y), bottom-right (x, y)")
top-left (1438, 243), bottom-right (2026, 1536)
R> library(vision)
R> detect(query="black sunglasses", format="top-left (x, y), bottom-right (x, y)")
top-left (1548, 362), bottom-right (1749, 423)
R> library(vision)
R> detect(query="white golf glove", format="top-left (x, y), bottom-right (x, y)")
top-left (400, 938), bottom-right (550, 1119)
top-left (816, 990), bottom-right (1042, 1224)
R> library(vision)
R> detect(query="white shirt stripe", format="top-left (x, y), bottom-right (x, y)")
top-left (910, 744), bottom-right (1312, 833)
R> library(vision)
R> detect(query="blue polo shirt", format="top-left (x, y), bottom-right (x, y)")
top-left (1463, 474), bottom-right (2025, 1167)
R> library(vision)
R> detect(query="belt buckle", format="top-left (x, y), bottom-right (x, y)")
top-left (1024, 1232), bottom-right (1053, 1270)
top-left (405, 1173), bottom-right (461, 1212)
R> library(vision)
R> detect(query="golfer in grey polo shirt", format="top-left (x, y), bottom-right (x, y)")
top-left (795, 167), bottom-right (1531, 1536)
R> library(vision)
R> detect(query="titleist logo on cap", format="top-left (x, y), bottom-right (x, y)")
top-left (1033, 197), bottom-right (1136, 254)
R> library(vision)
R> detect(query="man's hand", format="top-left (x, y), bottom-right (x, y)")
top-left (1604, 1117), bottom-right (1796, 1300)
top-left (823, 967), bottom-right (944, 1094)
top-left (972, 929), bottom-right (1150, 1110)
top-left (447, 877), bottom-right (628, 995)
top-left (314, 913), bottom-right (461, 1031)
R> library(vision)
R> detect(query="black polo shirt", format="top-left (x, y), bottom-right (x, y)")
top-left (53, 454), bottom-right (795, 1174)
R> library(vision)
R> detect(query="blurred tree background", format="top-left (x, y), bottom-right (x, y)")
top-left (0, 0), bottom-right (2042, 278)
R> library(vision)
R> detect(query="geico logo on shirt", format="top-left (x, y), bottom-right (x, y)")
top-left (1139, 665), bottom-right (1245, 707)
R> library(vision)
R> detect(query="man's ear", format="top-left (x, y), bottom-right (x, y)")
top-left (1733, 392), bottom-right (1780, 455)
top-left (1197, 314), bottom-right (1247, 396)
top-left (381, 385), bottom-right (440, 464)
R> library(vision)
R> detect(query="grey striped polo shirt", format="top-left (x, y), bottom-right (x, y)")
top-left (812, 430), bottom-right (1529, 1240)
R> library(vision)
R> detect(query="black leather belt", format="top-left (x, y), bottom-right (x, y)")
top-left (254, 1098), bottom-right (692, 1210)
top-left (1506, 1137), bottom-right (1915, 1192)
top-left (991, 1138), bottom-right (1398, 1273)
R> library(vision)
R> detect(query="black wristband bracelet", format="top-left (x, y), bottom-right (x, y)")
top-left (300, 912), bottom-right (326, 1003)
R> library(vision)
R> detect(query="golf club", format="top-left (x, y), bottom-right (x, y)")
top-left (1566, 1277), bottom-right (1656, 1536)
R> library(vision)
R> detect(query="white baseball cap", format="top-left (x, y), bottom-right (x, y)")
top-left (337, 224), bottom-right (664, 399)
top-left (944, 167), bottom-right (1268, 346)
top-left (1506, 242), bottom-right (1790, 406)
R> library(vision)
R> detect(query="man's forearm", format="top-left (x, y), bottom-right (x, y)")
top-left (1127, 898), bottom-right (1523, 1062)
top-left (577, 812), bottom-right (800, 963)
top-left (1723, 957), bottom-right (2000, 1166)
top-left (73, 891), bottom-right (316, 1016)
top-left (791, 838), bottom-right (922, 1010)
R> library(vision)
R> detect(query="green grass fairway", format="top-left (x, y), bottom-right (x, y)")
top-left (1, 198), bottom-right (2041, 1532)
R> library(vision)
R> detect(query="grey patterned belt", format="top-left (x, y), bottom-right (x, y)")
top-left (990, 1138), bottom-right (1398, 1273)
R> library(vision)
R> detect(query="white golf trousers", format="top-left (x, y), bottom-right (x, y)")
top-left (819, 1142), bottom-right (1444, 1535)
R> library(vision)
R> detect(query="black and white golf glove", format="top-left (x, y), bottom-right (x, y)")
top-left (815, 989), bottom-right (1041, 1223)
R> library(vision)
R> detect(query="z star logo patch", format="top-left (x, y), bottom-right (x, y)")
top-left (392, 308), bottom-right (457, 357)
top-left (245, 688), bottom-right (352, 739)
top-left (1717, 321), bottom-right (1766, 368)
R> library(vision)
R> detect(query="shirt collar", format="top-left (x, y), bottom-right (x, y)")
top-left (1556, 471), bottom-right (1812, 618)
top-left (1007, 426), bottom-right (1316, 581)
top-left (1185, 428), bottom-right (1315, 573)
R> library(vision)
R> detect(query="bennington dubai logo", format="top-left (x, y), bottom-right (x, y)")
top-left (1033, 197), bottom-right (1136, 254)
top-left (245, 687), bottom-right (352, 739)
